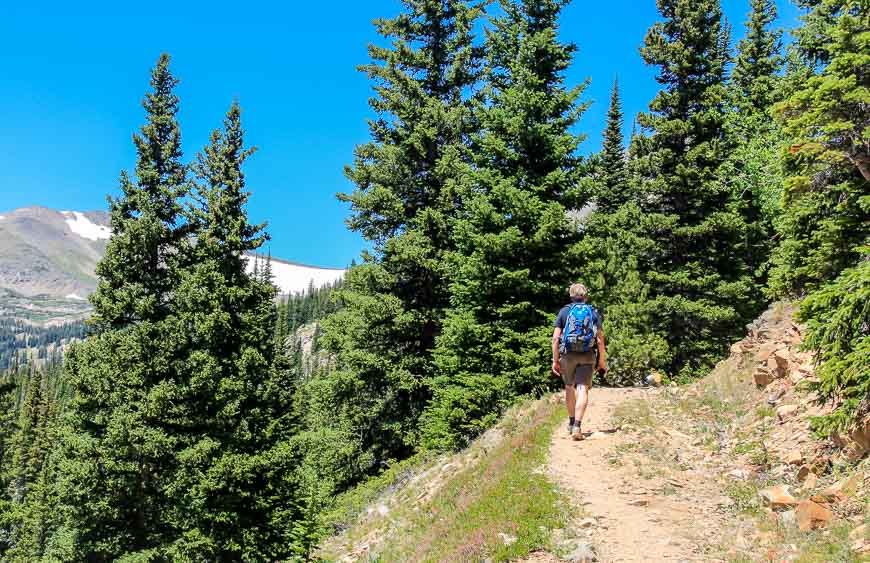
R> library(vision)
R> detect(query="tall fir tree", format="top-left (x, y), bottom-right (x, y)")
top-left (598, 78), bottom-right (629, 212)
top-left (631, 0), bottom-right (760, 378)
top-left (160, 102), bottom-right (302, 560)
top-left (771, 0), bottom-right (869, 430)
top-left (57, 54), bottom-right (192, 560)
top-left (731, 0), bottom-right (783, 112)
top-left (422, 0), bottom-right (589, 449)
top-left (318, 0), bottom-right (484, 472)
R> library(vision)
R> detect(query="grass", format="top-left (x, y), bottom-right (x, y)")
top-left (318, 397), bottom-right (567, 562)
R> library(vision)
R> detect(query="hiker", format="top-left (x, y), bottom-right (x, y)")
top-left (552, 283), bottom-right (607, 441)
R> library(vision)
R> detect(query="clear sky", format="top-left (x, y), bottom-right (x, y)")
top-left (1, 0), bottom-right (801, 268)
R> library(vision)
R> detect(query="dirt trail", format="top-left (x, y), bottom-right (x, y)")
top-left (537, 387), bottom-right (731, 562)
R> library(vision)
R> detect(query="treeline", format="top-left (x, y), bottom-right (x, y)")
top-left (0, 320), bottom-right (85, 370)
top-left (0, 0), bottom-right (865, 560)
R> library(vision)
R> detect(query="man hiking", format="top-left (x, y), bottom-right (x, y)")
top-left (552, 283), bottom-right (607, 441)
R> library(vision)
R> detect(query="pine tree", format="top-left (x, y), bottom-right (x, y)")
top-left (598, 78), bottom-right (628, 212)
top-left (319, 0), bottom-right (484, 470)
top-left (731, 0), bottom-right (783, 112)
top-left (58, 54), bottom-right (191, 560)
top-left (771, 0), bottom-right (869, 430)
top-left (631, 0), bottom-right (759, 378)
top-left (422, 0), bottom-right (588, 449)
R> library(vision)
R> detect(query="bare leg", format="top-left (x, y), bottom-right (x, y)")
top-left (565, 385), bottom-right (575, 420)
top-left (574, 378), bottom-right (589, 424)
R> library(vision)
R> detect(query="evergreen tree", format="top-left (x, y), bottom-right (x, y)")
top-left (631, 0), bottom-right (760, 378)
top-left (0, 372), bottom-right (19, 556)
top-left (57, 54), bottom-right (192, 560)
top-left (4, 369), bottom-right (61, 560)
top-left (731, 0), bottom-right (783, 112)
top-left (770, 0), bottom-right (869, 294)
top-left (422, 0), bottom-right (589, 449)
top-left (771, 0), bottom-right (869, 430)
top-left (319, 0), bottom-right (484, 472)
top-left (598, 78), bottom-right (629, 212)
top-left (720, 0), bottom-right (786, 287)
top-left (157, 101), bottom-right (300, 560)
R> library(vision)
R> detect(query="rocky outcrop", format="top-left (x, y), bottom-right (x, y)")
top-left (728, 304), bottom-right (869, 464)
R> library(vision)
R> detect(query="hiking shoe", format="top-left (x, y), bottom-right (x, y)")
top-left (567, 421), bottom-right (574, 436)
top-left (571, 424), bottom-right (583, 441)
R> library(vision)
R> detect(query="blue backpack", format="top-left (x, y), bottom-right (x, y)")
top-left (560, 303), bottom-right (599, 354)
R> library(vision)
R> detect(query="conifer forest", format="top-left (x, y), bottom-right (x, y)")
top-left (0, 0), bottom-right (867, 560)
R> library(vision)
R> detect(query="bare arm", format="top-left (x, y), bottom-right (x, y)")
top-left (551, 327), bottom-right (562, 375)
top-left (597, 329), bottom-right (607, 373)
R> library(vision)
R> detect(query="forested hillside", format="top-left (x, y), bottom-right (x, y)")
top-left (0, 320), bottom-right (85, 370)
top-left (0, 0), bottom-right (866, 560)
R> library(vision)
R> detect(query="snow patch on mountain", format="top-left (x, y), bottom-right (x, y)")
top-left (62, 211), bottom-right (111, 241)
top-left (65, 293), bottom-right (86, 301)
top-left (245, 257), bottom-right (345, 295)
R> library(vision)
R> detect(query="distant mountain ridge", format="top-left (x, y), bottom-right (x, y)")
top-left (0, 206), bottom-right (346, 324)
top-left (0, 206), bottom-right (109, 300)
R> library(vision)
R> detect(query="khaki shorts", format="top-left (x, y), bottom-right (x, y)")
top-left (560, 351), bottom-right (596, 387)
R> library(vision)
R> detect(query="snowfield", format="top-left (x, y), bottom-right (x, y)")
top-left (245, 256), bottom-right (345, 295)
top-left (63, 211), bottom-right (111, 241)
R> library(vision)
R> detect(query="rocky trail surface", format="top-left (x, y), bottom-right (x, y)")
top-left (524, 304), bottom-right (869, 562)
top-left (525, 387), bottom-right (733, 562)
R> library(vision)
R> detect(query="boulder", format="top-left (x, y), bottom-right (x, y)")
top-left (795, 499), bottom-right (833, 531)
top-left (850, 524), bottom-right (867, 542)
top-left (753, 367), bottom-right (773, 387)
top-left (759, 485), bottom-right (798, 510)
top-left (767, 356), bottom-right (786, 379)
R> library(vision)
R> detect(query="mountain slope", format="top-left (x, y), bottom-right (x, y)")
top-left (0, 206), bottom-right (345, 300)
top-left (0, 206), bottom-right (109, 299)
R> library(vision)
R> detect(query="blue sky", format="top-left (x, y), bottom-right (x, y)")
top-left (1, 0), bottom-right (801, 268)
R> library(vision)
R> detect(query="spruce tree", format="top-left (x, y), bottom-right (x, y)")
top-left (771, 0), bottom-right (869, 430)
top-left (5, 369), bottom-right (60, 560)
top-left (598, 78), bottom-right (628, 212)
top-left (631, 0), bottom-right (759, 378)
top-left (422, 0), bottom-right (588, 449)
top-left (731, 0), bottom-right (783, 112)
top-left (771, 0), bottom-right (869, 294)
top-left (163, 101), bottom-right (299, 560)
top-left (319, 0), bottom-right (484, 470)
top-left (58, 54), bottom-right (191, 560)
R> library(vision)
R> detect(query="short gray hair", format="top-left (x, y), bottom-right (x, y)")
top-left (569, 283), bottom-right (588, 302)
